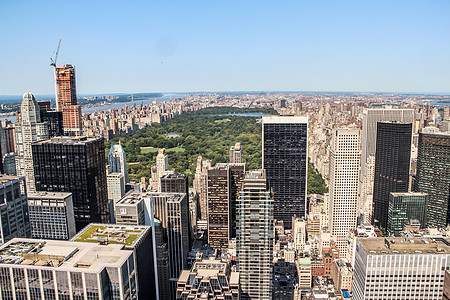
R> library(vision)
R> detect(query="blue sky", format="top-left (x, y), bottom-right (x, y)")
top-left (0, 0), bottom-right (449, 94)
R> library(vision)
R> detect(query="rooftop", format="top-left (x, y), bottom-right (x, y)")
top-left (71, 223), bottom-right (150, 248)
top-left (262, 115), bottom-right (308, 124)
top-left (28, 191), bottom-right (72, 200)
top-left (34, 136), bottom-right (100, 145)
top-left (116, 192), bottom-right (144, 205)
top-left (0, 238), bottom-right (132, 272)
top-left (0, 176), bottom-right (24, 186)
top-left (359, 237), bottom-right (450, 255)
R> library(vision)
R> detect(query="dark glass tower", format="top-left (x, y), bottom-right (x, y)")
top-left (415, 130), bottom-right (450, 228)
top-left (32, 136), bottom-right (109, 231)
top-left (262, 116), bottom-right (308, 229)
top-left (372, 122), bottom-right (412, 230)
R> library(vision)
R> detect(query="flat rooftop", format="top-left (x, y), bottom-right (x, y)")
top-left (34, 136), bottom-right (100, 145)
top-left (390, 192), bottom-right (428, 197)
top-left (71, 223), bottom-right (150, 248)
top-left (262, 115), bottom-right (308, 124)
top-left (359, 237), bottom-right (450, 255)
top-left (116, 192), bottom-right (145, 205)
top-left (0, 238), bottom-right (132, 272)
top-left (0, 176), bottom-right (23, 186)
top-left (28, 191), bottom-right (72, 200)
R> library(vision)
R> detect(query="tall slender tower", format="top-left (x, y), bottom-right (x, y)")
top-left (108, 143), bottom-right (129, 183)
top-left (262, 115), bottom-right (308, 229)
top-left (237, 169), bottom-right (273, 300)
top-left (415, 128), bottom-right (450, 228)
top-left (329, 128), bottom-right (360, 257)
top-left (372, 122), bottom-right (412, 230)
top-left (14, 92), bottom-right (49, 192)
top-left (55, 64), bottom-right (82, 136)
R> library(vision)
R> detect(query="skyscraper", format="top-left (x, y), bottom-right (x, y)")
top-left (32, 136), bottom-right (109, 231)
top-left (0, 176), bottom-right (31, 243)
top-left (387, 192), bottom-right (427, 235)
top-left (415, 129), bottom-right (450, 228)
top-left (262, 115), bottom-right (308, 229)
top-left (237, 169), bottom-right (273, 300)
top-left (229, 163), bottom-right (245, 238)
top-left (361, 108), bottom-right (414, 174)
top-left (230, 142), bottom-right (242, 163)
top-left (55, 64), bottom-right (82, 136)
top-left (38, 100), bottom-right (63, 137)
top-left (27, 191), bottom-right (76, 240)
top-left (193, 155), bottom-right (211, 221)
top-left (14, 92), bottom-right (49, 192)
top-left (207, 164), bottom-right (231, 249)
top-left (108, 143), bottom-right (129, 183)
top-left (353, 237), bottom-right (450, 300)
top-left (329, 128), bottom-right (360, 257)
top-left (372, 122), bottom-right (412, 230)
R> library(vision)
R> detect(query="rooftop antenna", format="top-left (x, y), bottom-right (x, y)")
top-left (50, 39), bottom-right (62, 110)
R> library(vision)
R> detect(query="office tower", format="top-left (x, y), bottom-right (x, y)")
top-left (0, 176), bottom-right (30, 243)
top-left (415, 129), bottom-right (450, 228)
top-left (115, 193), bottom-right (146, 225)
top-left (27, 191), bottom-right (75, 240)
top-left (14, 92), bottom-right (49, 192)
top-left (207, 164), bottom-right (231, 249)
top-left (292, 215), bottom-right (307, 251)
top-left (38, 100), bottom-right (63, 137)
top-left (0, 238), bottom-right (138, 299)
top-left (329, 128), bottom-right (360, 257)
top-left (361, 108), bottom-right (414, 174)
top-left (55, 64), bottom-right (82, 136)
top-left (176, 259), bottom-right (241, 300)
top-left (72, 224), bottom-right (158, 299)
top-left (3, 126), bottom-right (15, 153)
top-left (0, 126), bottom-right (6, 173)
top-left (372, 122), bottom-right (412, 229)
top-left (107, 172), bottom-right (125, 203)
top-left (229, 163), bottom-right (245, 239)
top-left (160, 173), bottom-right (189, 195)
top-left (359, 154), bottom-right (375, 224)
top-left (237, 169), bottom-right (273, 300)
top-left (2, 153), bottom-right (16, 175)
top-left (193, 155), bottom-right (211, 220)
top-left (387, 192), bottom-right (427, 235)
top-left (149, 192), bottom-right (190, 299)
top-left (230, 142), bottom-right (242, 163)
top-left (108, 143), bottom-right (129, 183)
top-left (262, 115), bottom-right (308, 228)
top-left (32, 136), bottom-right (109, 231)
top-left (353, 237), bottom-right (450, 300)
top-left (151, 148), bottom-right (174, 192)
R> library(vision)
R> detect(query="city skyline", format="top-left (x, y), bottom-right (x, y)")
top-left (1, 1), bottom-right (450, 95)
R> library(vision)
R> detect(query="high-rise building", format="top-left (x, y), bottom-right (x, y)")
top-left (372, 122), bottom-right (412, 229)
top-left (176, 259), bottom-right (240, 300)
top-left (0, 238), bottom-right (138, 299)
top-left (160, 173), bottom-right (189, 195)
top-left (32, 136), bottom-right (109, 231)
top-left (151, 148), bottom-right (174, 192)
top-left (237, 169), bottom-right (273, 300)
top-left (14, 92), bottom-right (49, 192)
top-left (27, 191), bottom-right (75, 240)
top-left (329, 128), bottom-right (360, 257)
top-left (108, 143), bottom-right (129, 183)
top-left (361, 108), bottom-right (414, 174)
top-left (148, 192), bottom-right (190, 299)
top-left (107, 172), bottom-right (125, 204)
top-left (38, 100), bottom-right (63, 137)
top-left (207, 164), bottom-right (231, 249)
top-left (229, 163), bottom-right (245, 238)
top-left (353, 237), bottom-right (450, 300)
top-left (72, 223), bottom-right (158, 299)
top-left (55, 64), bottom-right (82, 136)
top-left (387, 192), bottom-right (427, 235)
top-left (2, 153), bottom-right (16, 176)
top-left (230, 142), bottom-right (242, 163)
top-left (193, 156), bottom-right (211, 221)
top-left (415, 129), bottom-right (450, 228)
top-left (262, 115), bottom-right (308, 229)
top-left (0, 176), bottom-right (30, 243)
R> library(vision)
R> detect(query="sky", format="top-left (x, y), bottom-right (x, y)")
top-left (0, 0), bottom-right (449, 95)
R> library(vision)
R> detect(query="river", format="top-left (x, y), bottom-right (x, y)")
top-left (0, 93), bottom-right (186, 123)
